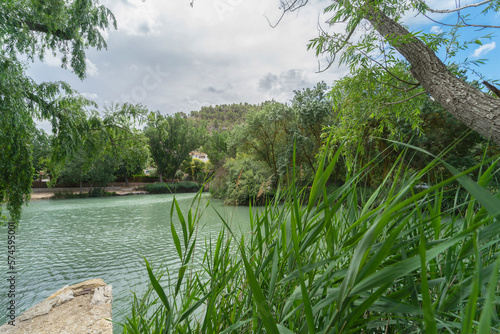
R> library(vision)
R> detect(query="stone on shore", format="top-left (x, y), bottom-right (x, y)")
top-left (0, 278), bottom-right (112, 334)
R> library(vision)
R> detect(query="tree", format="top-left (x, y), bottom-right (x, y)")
top-left (1, 0), bottom-right (116, 223)
top-left (31, 129), bottom-right (52, 181)
top-left (100, 103), bottom-right (150, 186)
top-left (291, 82), bottom-right (334, 174)
top-left (113, 134), bottom-right (150, 186)
top-left (279, 0), bottom-right (500, 145)
top-left (57, 103), bottom-right (149, 190)
top-left (145, 112), bottom-right (206, 181)
top-left (203, 130), bottom-right (230, 168)
top-left (227, 101), bottom-right (293, 183)
top-left (181, 157), bottom-right (209, 183)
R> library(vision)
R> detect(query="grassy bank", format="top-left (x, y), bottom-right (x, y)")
top-left (52, 188), bottom-right (117, 199)
top-left (120, 146), bottom-right (500, 333)
top-left (144, 181), bottom-right (203, 194)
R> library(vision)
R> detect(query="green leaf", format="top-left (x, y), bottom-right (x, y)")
top-left (144, 257), bottom-right (170, 312)
top-left (240, 236), bottom-right (280, 334)
top-left (477, 256), bottom-right (500, 334)
top-left (170, 221), bottom-right (183, 260)
top-left (174, 198), bottom-right (189, 248)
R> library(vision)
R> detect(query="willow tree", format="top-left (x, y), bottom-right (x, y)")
top-left (0, 0), bottom-right (116, 223)
top-left (278, 0), bottom-right (500, 144)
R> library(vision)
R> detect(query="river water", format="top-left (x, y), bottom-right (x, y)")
top-left (0, 193), bottom-right (252, 330)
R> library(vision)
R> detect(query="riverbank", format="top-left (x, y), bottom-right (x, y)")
top-left (30, 185), bottom-right (149, 201)
top-left (30, 181), bottom-right (208, 200)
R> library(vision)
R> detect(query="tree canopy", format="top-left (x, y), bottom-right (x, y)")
top-left (145, 112), bottom-right (206, 181)
top-left (279, 0), bottom-right (500, 144)
top-left (0, 0), bottom-right (116, 223)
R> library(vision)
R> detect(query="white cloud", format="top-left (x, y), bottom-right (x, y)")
top-left (472, 42), bottom-right (496, 58)
top-left (42, 52), bottom-right (61, 67)
top-left (85, 59), bottom-right (99, 77)
top-left (430, 25), bottom-right (442, 34)
top-left (104, 0), bottom-right (163, 36)
top-left (26, 0), bottom-right (348, 116)
top-left (81, 92), bottom-right (99, 100)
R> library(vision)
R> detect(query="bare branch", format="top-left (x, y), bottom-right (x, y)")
top-left (419, 12), bottom-right (500, 29)
top-left (313, 17), bottom-right (360, 73)
top-left (266, 0), bottom-right (309, 28)
top-left (20, 20), bottom-right (72, 40)
top-left (417, 0), bottom-right (493, 14)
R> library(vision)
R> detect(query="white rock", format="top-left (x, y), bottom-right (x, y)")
top-left (91, 285), bottom-right (113, 305)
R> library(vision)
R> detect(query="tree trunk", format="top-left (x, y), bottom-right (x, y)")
top-left (159, 173), bottom-right (163, 183)
top-left (365, 6), bottom-right (500, 145)
top-left (124, 176), bottom-right (129, 187)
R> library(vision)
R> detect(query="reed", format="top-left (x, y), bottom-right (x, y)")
top-left (120, 143), bottom-right (500, 333)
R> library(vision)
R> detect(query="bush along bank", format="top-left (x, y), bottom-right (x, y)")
top-left (52, 188), bottom-right (117, 199)
top-left (120, 144), bottom-right (500, 333)
top-left (144, 181), bottom-right (204, 194)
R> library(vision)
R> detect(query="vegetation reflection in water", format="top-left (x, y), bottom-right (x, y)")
top-left (0, 193), bottom-right (252, 329)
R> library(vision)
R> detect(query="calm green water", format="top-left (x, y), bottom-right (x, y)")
top-left (0, 193), bottom-right (252, 330)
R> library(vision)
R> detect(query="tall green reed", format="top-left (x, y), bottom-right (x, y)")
top-left (120, 142), bottom-right (500, 333)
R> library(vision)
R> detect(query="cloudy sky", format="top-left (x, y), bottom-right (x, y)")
top-left (27, 0), bottom-right (500, 119)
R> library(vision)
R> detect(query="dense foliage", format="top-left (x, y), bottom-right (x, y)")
top-left (189, 103), bottom-right (261, 131)
top-left (0, 0), bottom-right (116, 223)
top-left (144, 112), bottom-right (206, 182)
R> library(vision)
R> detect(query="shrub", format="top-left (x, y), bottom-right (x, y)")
top-left (52, 191), bottom-right (88, 199)
top-left (145, 182), bottom-right (202, 194)
top-left (223, 156), bottom-right (274, 205)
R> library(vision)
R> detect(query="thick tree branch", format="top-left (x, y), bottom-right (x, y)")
top-left (20, 20), bottom-right (72, 40)
top-left (483, 81), bottom-right (500, 98)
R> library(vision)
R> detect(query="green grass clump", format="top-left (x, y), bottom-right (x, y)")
top-left (52, 188), bottom-right (116, 199)
top-left (145, 182), bottom-right (202, 194)
top-left (120, 143), bottom-right (500, 333)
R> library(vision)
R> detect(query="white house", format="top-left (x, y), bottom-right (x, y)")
top-left (189, 151), bottom-right (209, 163)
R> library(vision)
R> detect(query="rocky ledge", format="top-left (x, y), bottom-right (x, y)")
top-left (0, 278), bottom-right (112, 334)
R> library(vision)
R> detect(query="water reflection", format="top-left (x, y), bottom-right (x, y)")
top-left (0, 193), bottom-right (251, 328)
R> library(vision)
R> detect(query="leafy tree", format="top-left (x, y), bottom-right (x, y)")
top-left (145, 112), bottom-right (206, 181)
top-left (113, 134), bottom-right (150, 186)
top-left (100, 103), bottom-right (149, 186)
top-left (228, 101), bottom-right (293, 182)
top-left (190, 103), bottom-right (260, 131)
top-left (279, 0), bottom-right (500, 144)
top-left (58, 146), bottom-right (87, 191)
top-left (181, 158), bottom-right (208, 183)
top-left (323, 65), bottom-right (425, 182)
top-left (290, 82), bottom-right (334, 174)
top-left (0, 0), bottom-right (116, 223)
top-left (57, 103), bottom-right (149, 189)
top-left (203, 130), bottom-right (230, 168)
top-left (31, 129), bottom-right (52, 181)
